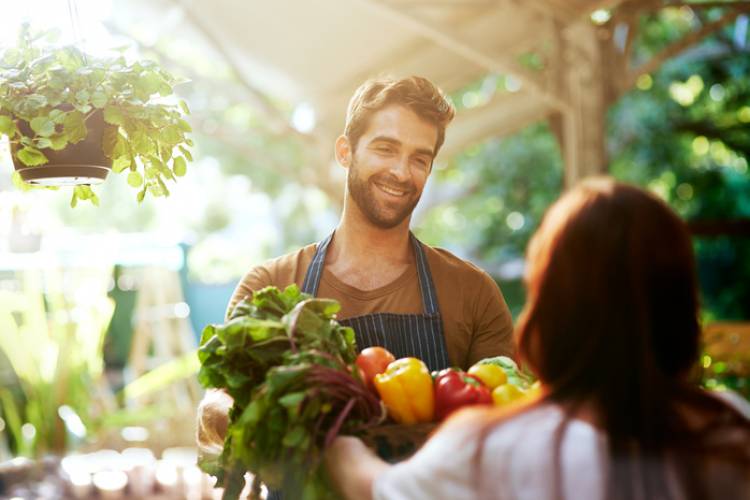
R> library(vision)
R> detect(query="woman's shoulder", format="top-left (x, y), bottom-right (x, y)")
top-left (430, 402), bottom-right (598, 459)
top-left (374, 403), bottom-right (603, 500)
top-left (481, 403), bottom-right (600, 455)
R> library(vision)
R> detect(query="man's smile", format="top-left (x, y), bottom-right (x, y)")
top-left (373, 181), bottom-right (411, 198)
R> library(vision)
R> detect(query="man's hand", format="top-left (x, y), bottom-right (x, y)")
top-left (196, 389), bottom-right (233, 454)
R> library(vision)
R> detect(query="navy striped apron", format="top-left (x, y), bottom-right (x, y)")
top-left (267, 232), bottom-right (451, 500)
top-left (301, 231), bottom-right (450, 371)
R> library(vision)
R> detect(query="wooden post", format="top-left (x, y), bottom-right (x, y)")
top-left (550, 20), bottom-right (609, 188)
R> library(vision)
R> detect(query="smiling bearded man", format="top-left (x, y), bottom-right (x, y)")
top-left (196, 76), bottom-right (515, 499)
top-left (347, 154), bottom-right (420, 229)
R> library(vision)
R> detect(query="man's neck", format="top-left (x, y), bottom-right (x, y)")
top-left (324, 201), bottom-right (414, 290)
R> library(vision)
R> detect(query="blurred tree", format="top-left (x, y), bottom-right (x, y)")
top-left (416, 6), bottom-right (750, 323)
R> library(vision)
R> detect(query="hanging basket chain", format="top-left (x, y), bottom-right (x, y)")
top-left (66, 0), bottom-right (87, 62)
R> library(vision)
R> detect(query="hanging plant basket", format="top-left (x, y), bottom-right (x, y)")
top-left (0, 24), bottom-right (193, 206)
top-left (11, 110), bottom-right (114, 186)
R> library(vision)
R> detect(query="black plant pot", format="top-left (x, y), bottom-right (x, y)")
top-left (12, 110), bottom-right (114, 186)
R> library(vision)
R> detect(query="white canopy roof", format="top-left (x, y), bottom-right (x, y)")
top-left (117, 0), bottom-right (747, 190)
top-left (149, 0), bottom-right (618, 159)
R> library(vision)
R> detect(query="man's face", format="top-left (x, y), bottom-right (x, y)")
top-left (346, 105), bottom-right (438, 229)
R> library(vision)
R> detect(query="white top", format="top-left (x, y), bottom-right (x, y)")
top-left (373, 391), bottom-right (750, 500)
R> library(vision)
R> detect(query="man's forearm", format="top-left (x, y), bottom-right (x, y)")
top-left (196, 389), bottom-right (233, 454)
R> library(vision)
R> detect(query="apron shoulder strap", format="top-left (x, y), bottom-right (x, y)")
top-left (410, 233), bottom-right (440, 316)
top-left (301, 232), bottom-right (334, 295)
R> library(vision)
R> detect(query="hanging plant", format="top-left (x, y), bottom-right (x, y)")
top-left (0, 25), bottom-right (193, 206)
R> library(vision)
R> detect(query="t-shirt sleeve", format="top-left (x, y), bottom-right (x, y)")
top-left (466, 271), bottom-right (515, 365)
top-left (225, 265), bottom-right (273, 320)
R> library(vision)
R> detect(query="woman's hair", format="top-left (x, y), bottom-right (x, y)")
top-left (517, 177), bottom-right (700, 409)
top-left (479, 178), bottom-right (750, 499)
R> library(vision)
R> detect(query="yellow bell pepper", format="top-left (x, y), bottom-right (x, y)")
top-left (467, 363), bottom-right (507, 390)
top-left (492, 383), bottom-right (526, 407)
top-left (373, 357), bottom-right (434, 424)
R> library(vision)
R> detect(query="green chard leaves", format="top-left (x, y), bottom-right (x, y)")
top-left (197, 285), bottom-right (382, 500)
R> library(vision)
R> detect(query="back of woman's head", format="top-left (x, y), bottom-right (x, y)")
top-left (518, 177), bottom-right (698, 409)
top-left (513, 177), bottom-right (749, 499)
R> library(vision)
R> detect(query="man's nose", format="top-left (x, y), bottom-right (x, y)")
top-left (388, 154), bottom-right (411, 182)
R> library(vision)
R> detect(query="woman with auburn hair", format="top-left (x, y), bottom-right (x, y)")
top-left (325, 177), bottom-right (750, 500)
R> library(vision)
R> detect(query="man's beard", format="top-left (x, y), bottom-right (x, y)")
top-left (347, 158), bottom-right (422, 229)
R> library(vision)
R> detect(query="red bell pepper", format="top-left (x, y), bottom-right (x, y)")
top-left (434, 368), bottom-right (493, 420)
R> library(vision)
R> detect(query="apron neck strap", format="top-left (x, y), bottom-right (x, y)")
top-left (301, 231), bottom-right (334, 295)
top-left (301, 231), bottom-right (440, 316)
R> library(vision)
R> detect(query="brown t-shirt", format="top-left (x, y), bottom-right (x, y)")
top-left (227, 243), bottom-right (514, 369)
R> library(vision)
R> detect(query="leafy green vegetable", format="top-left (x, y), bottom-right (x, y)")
top-left (198, 285), bottom-right (383, 500)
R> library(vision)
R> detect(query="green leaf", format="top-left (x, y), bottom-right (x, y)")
top-left (127, 171), bottom-right (143, 187)
top-left (282, 425), bottom-right (307, 448)
top-left (16, 146), bottom-right (48, 166)
top-left (30, 116), bottom-right (55, 137)
top-left (179, 99), bottom-right (190, 114)
top-left (147, 155), bottom-right (170, 176)
top-left (2, 48), bottom-right (21, 66)
top-left (159, 144), bottom-right (172, 163)
top-left (0, 390), bottom-right (26, 456)
top-left (178, 145), bottom-right (193, 162)
top-left (48, 109), bottom-right (65, 123)
top-left (136, 70), bottom-right (162, 97)
top-left (47, 70), bottom-right (67, 90)
top-left (11, 172), bottom-right (33, 191)
top-left (72, 185), bottom-right (99, 206)
top-left (136, 187), bottom-right (146, 202)
top-left (112, 156), bottom-right (130, 173)
top-left (48, 134), bottom-right (68, 150)
top-left (158, 83), bottom-right (172, 96)
top-left (177, 118), bottom-right (192, 133)
top-left (157, 176), bottom-right (170, 196)
top-left (112, 132), bottom-right (129, 159)
top-left (160, 125), bottom-right (182, 145)
top-left (75, 90), bottom-right (90, 104)
top-left (91, 90), bottom-right (108, 108)
top-left (0, 115), bottom-right (15, 135)
top-left (20, 94), bottom-right (48, 111)
top-left (36, 137), bottom-right (53, 149)
top-left (130, 129), bottom-right (154, 155)
top-left (173, 156), bottom-right (187, 177)
top-left (56, 47), bottom-right (85, 72)
top-left (63, 111), bottom-right (87, 143)
top-left (101, 126), bottom-right (118, 157)
top-left (103, 106), bottom-right (126, 126)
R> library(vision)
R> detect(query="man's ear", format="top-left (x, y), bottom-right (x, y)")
top-left (335, 135), bottom-right (353, 168)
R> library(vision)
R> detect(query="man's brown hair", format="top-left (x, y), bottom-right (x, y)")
top-left (344, 76), bottom-right (455, 157)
